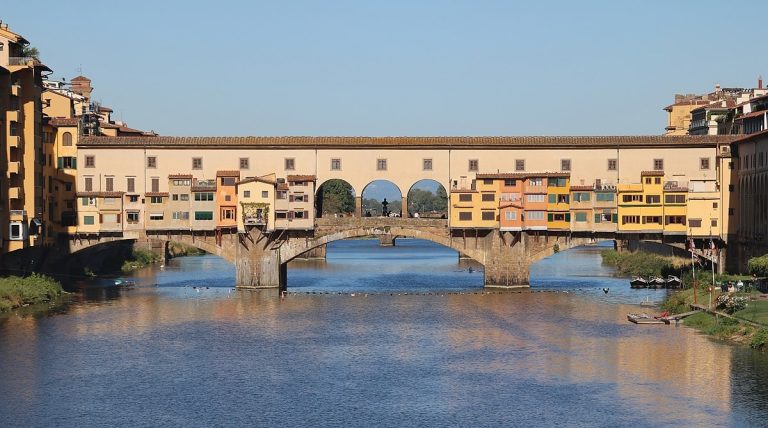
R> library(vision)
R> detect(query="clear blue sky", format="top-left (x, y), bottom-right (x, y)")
top-left (4, 1), bottom-right (767, 136)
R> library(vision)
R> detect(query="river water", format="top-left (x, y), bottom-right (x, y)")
top-left (1, 240), bottom-right (767, 427)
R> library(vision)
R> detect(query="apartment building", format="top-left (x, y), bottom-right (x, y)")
top-left (237, 175), bottom-right (277, 232)
top-left (274, 175), bottom-right (316, 230)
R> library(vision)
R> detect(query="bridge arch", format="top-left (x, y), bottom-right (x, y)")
top-left (360, 180), bottom-right (403, 217)
top-left (315, 178), bottom-right (357, 218)
top-left (406, 179), bottom-right (448, 218)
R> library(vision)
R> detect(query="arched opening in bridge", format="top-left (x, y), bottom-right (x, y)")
top-left (407, 179), bottom-right (448, 219)
top-left (361, 180), bottom-right (402, 217)
top-left (315, 179), bottom-right (356, 218)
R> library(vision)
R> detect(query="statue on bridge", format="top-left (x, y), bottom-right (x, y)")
top-left (381, 198), bottom-right (389, 217)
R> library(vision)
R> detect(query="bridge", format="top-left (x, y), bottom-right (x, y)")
top-left (64, 217), bottom-right (593, 289)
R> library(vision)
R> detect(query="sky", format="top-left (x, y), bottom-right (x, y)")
top-left (4, 1), bottom-right (768, 136)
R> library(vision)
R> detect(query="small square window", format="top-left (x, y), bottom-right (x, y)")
top-left (468, 159), bottom-right (479, 171)
top-left (239, 158), bottom-right (249, 170)
top-left (192, 157), bottom-right (203, 170)
top-left (147, 156), bottom-right (157, 168)
top-left (261, 191), bottom-right (269, 198)
top-left (244, 190), bottom-right (251, 198)
top-left (331, 158), bottom-right (341, 170)
top-left (285, 158), bottom-right (295, 170)
top-left (515, 159), bottom-right (525, 171)
top-left (653, 159), bottom-right (664, 171)
top-left (700, 157), bottom-right (710, 170)
top-left (607, 159), bottom-right (617, 171)
top-left (85, 156), bottom-right (95, 168)
top-left (423, 159), bottom-right (432, 171)
top-left (377, 159), bottom-right (387, 171)
top-left (561, 159), bottom-right (571, 171)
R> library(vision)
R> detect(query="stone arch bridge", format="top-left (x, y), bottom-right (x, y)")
top-left (63, 218), bottom-right (594, 289)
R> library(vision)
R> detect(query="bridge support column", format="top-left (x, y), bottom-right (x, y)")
top-left (401, 196), bottom-right (408, 218)
top-left (235, 229), bottom-right (285, 289)
top-left (355, 196), bottom-right (362, 218)
top-left (378, 234), bottom-right (396, 247)
top-left (483, 231), bottom-right (530, 288)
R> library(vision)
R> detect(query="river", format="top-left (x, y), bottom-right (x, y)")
top-left (1, 240), bottom-right (767, 427)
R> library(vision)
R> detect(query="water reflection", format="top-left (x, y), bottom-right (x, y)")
top-left (0, 240), bottom-right (766, 426)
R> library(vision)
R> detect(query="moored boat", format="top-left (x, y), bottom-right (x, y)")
top-left (630, 277), bottom-right (648, 288)
top-left (649, 277), bottom-right (667, 289)
top-left (627, 313), bottom-right (669, 325)
top-left (665, 275), bottom-right (681, 288)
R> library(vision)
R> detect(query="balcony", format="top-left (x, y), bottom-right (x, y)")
top-left (9, 187), bottom-right (22, 200)
top-left (8, 57), bottom-right (40, 66)
top-left (8, 161), bottom-right (21, 175)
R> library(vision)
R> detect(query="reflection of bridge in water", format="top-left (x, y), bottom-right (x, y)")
top-left (62, 217), bottom-right (616, 289)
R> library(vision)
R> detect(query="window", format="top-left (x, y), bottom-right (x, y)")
top-left (642, 216), bottom-right (661, 224)
top-left (573, 192), bottom-right (590, 202)
top-left (147, 156), bottom-right (157, 168)
top-left (482, 193), bottom-right (495, 202)
top-left (9, 223), bottom-right (23, 240)
top-left (459, 194), bottom-right (473, 202)
top-left (575, 212), bottom-right (587, 222)
top-left (128, 195), bottom-right (139, 203)
top-left (277, 191), bottom-right (287, 199)
top-left (527, 211), bottom-right (545, 221)
top-left (481, 179), bottom-right (492, 185)
top-left (220, 177), bottom-right (235, 186)
top-left (688, 219), bottom-right (702, 228)
top-left (595, 212), bottom-right (614, 223)
top-left (276, 212), bottom-right (288, 219)
top-left (62, 132), bottom-right (73, 146)
top-left (529, 177), bottom-right (543, 186)
top-left (557, 194), bottom-right (569, 203)
top-left (645, 177), bottom-right (652, 184)
top-left (194, 193), bottom-right (214, 201)
top-left (607, 159), bottom-right (617, 171)
top-left (331, 158), bottom-right (341, 170)
top-left (239, 158), bottom-right (249, 170)
top-left (150, 196), bottom-right (163, 204)
top-left (152, 178), bottom-right (160, 193)
top-left (527, 194), bottom-right (545, 202)
top-left (548, 178), bottom-right (567, 187)
top-left (84, 156), bottom-right (95, 168)
top-left (127, 212), bottom-right (140, 223)
top-left (172, 211), bottom-right (190, 220)
top-left (105, 177), bottom-right (114, 192)
top-left (192, 157), bottom-right (203, 170)
top-left (81, 197), bottom-right (96, 206)
top-left (505, 211), bottom-right (516, 220)
top-left (459, 212), bottom-right (472, 221)
top-left (468, 160), bottom-right (479, 171)
top-left (285, 158), bottom-right (295, 170)
top-left (653, 159), bottom-right (664, 171)
top-left (645, 195), bottom-right (660, 204)
top-left (195, 211), bottom-right (214, 220)
top-left (244, 190), bottom-right (251, 198)
top-left (65, 183), bottom-right (72, 192)
top-left (504, 179), bottom-right (516, 186)
top-left (423, 159), bottom-right (432, 171)
top-left (515, 159), bottom-right (525, 171)
top-left (548, 213), bottom-right (569, 222)
top-left (102, 214), bottom-right (118, 224)
top-left (548, 194), bottom-right (556, 203)
top-left (728, 208), bottom-right (734, 216)
top-left (180, 194), bottom-right (189, 201)
top-left (713, 202), bottom-right (718, 209)
top-left (700, 157), bottom-right (710, 170)
top-left (654, 177), bottom-right (661, 184)
top-left (622, 216), bottom-right (640, 224)
top-left (84, 177), bottom-right (93, 191)
top-left (221, 208), bottom-right (235, 220)
top-left (262, 191), bottom-right (269, 198)
top-left (83, 216), bottom-right (95, 225)
top-left (294, 211), bottom-right (307, 219)
top-left (622, 194), bottom-right (642, 203)
top-left (665, 194), bottom-right (685, 204)
top-left (149, 213), bottom-right (164, 221)
top-left (172, 194), bottom-right (179, 201)
top-left (711, 219), bottom-right (718, 227)
top-left (665, 216), bottom-right (686, 225)
top-left (173, 179), bottom-right (191, 186)
top-left (377, 158), bottom-right (387, 171)
top-left (481, 211), bottom-right (495, 221)
top-left (127, 177), bottom-right (135, 193)
top-left (560, 159), bottom-right (571, 171)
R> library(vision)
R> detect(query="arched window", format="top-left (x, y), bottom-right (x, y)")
top-left (62, 132), bottom-right (73, 146)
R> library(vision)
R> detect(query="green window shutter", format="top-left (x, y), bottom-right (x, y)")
top-left (565, 213), bottom-right (571, 222)
top-left (612, 213), bottom-right (618, 223)
top-left (72, 157), bottom-right (77, 169)
top-left (583, 193), bottom-right (590, 201)
top-left (57, 157), bottom-right (63, 168)
top-left (547, 213), bottom-right (553, 221)
top-left (548, 194), bottom-right (556, 203)
top-left (595, 213), bottom-right (601, 223)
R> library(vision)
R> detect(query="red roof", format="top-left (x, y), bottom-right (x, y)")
top-left (168, 174), bottom-right (193, 179)
top-left (476, 172), bottom-right (570, 179)
top-left (144, 192), bottom-right (169, 197)
top-left (216, 170), bottom-right (241, 177)
top-left (287, 174), bottom-right (317, 182)
top-left (640, 170), bottom-right (665, 176)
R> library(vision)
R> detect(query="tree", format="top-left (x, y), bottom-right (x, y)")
top-left (21, 46), bottom-right (40, 60)
top-left (318, 180), bottom-right (355, 215)
top-left (407, 186), bottom-right (448, 215)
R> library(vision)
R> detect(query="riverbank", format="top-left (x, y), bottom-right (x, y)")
top-left (600, 249), bottom-right (688, 278)
top-left (0, 275), bottom-right (65, 312)
top-left (661, 288), bottom-right (768, 352)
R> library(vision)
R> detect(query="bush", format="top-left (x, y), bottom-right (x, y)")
top-left (748, 254), bottom-right (768, 277)
top-left (0, 274), bottom-right (64, 312)
top-left (121, 248), bottom-right (163, 273)
top-left (715, 294), bottom-right (749, 314)
top-left (751, 328), bottom-right (768, 351)
top-left (661, 291), bottom-right (690, 314)
top-left (600, 249), bottom-right (681, 278)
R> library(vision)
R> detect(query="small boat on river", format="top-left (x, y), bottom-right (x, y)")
top-left (665, 275), bottom-right (682, 288)
top-left (649, 277), bottom-right (667, 288)
top-left (627, 313), bottom-right (669, 325)
top-left (630, 277), bottom-right (648, 288)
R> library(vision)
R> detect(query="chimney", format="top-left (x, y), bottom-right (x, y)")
top-left (759, 75), bottom-right (764, 90)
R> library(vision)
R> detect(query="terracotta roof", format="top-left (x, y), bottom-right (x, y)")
top-left (476, 172), bottom-right (570, 179)
top-left (49, 117), bottom-right (79, 127)
top-left (145, 192), bottom-right (169, 197)
top-left (736, 110), bottom-right (768, 120)
top-left (118, 126), bottom-right (146, 135)
top-left (76, 191), bottom-right (125, 197)
top-left (691, 100), bottom-right (736, 112)
top-left (71, 75), bottom-right (91, 82)
top-left (192, 185), bottom-right (216, 192)
top-left (570, 185), bottom-right (594, 191)
top-left (287, 174), bottom-right (317, 182)
top-left (499, 202), bottom-right (524, 209)
top-left (277, 183), bottom-right (289, 190)
top-left (216, 170), bottom-right (241, 177)
top-left (98, 106), bottom-right (113, 113)
top-left (168, 173), bottom-right (193, 179)
top-left (663, 100), bottom-right (710, 111)
top-left (732, 128), bottom-right (768, 145)
top-left (77, 135), bottom-right (739, 149)
top-left (237, 176), bottom-right (277, 186)
top-left (640, 170), bottom-right (665, 176)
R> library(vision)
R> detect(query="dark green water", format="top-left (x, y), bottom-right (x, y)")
top-left (1, 240), bottom-right (766, 427)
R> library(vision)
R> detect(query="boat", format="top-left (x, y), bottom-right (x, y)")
top-left (649, 277), bottom-right (667, 289)
top-left (114, 279), bottom-right (136, 287)
top-left (630, 277), bottom-right (648, 288)
top-left (665, 275), bottom-right (682, 288)
top-left (627, 313), bottom-right (669, 325)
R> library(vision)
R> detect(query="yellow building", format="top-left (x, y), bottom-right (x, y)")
top-left (685, 178), bottom-right (721, 238)
top-left (0, 23), bottom-right (51, 252)
top-left (663, 100), bottom-right (711, 135)
top-left (546, 174), bottom-right (571, 230)
top-left (75, 191), bottom-right (125, 234)
top-left (450, 176), bottom-right (498, 228)
top-left (617, 171), bottom-right (665, 233)
top-left (662, 180), bottom-right (688, 236)
top-left (237, 174), bottom-right (277, 232)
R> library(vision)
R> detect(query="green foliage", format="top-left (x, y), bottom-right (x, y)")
top-left (747, 254), bottom-right (768, 277)
top-left (362, 198), bottom-right (401, 215)
top-left (407, 187), bottom-right (448, 215)
top-left (715, 294), bottom-right (749, 314)
top-left (167, 242), bottom-right (206, 257)
top-left (553, 243), bottom-right (560, 253)
top-left (751, 328), bottom-right (768, 351)
top-left (661, 290), bottom-right (690, 314)
top-left (21, 45), bottom-right (40, 59)
top-left (600, 250), bottom-right (681, 278)
top-left (121, 248), bottom-right (163, 273)
top-left (0, 274), bottom-right (64, 312)
top-left (684, 312), bottom-right (740, 338)
top-left (319, 180), bottom-right (355, 215)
